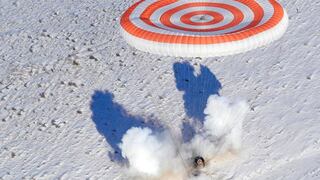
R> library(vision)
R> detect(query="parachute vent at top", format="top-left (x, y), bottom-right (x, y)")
top-left (120, 0), bottom-right (288, 58)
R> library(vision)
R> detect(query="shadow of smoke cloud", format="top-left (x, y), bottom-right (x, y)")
top-left (90, 91), bottom-right (162, 163)
top-left (173, 62), bottom-right (221, 142)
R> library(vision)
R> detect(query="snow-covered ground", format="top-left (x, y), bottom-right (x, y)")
top-left (1, 0), bottom-right (319, 179)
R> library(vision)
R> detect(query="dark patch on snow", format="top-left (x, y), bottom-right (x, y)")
top-left (173, 62), bottom-right (221, 142)
top-left (90, 91), bottom-right (162, 163)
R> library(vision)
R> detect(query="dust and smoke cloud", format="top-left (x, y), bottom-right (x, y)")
top-left (119, 95), bottom-right (249, 179)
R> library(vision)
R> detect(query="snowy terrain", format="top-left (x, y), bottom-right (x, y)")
top-left (0, 0), bottom-right (320, 179)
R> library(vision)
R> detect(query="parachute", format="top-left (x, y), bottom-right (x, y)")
top-left (120, 0), bottom-right (288, 57)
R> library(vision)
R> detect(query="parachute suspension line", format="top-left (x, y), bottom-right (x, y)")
top-left (201, 61), bottom-right (207, 121)
top-left (188, 62), bottom-right (195, 123)
top-left (167, 59), bottom-right (193, 171)
top-left (197, 59), bottom-right (209, 124)
top-left (167, 127), bottom-right (189, 171)
top-left (183, 60), bottom-right (192, 122)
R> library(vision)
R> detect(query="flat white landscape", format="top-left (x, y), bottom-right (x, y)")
top-left (0, 0), bottom-right (319, 179)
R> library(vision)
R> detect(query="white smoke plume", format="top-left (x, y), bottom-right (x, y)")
top-left (119, 95), bottom-right (249, 179)
top-left (119, 127), bottom-right (186, 179)
top-left (183, 95), bottom-right (249, 159)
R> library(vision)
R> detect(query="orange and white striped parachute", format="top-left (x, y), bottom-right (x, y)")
top-left (120, 0), bottom-right (288, 57)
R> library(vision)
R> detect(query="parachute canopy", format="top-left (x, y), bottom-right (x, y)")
top-left (120, 0), bottom-right (288, 58)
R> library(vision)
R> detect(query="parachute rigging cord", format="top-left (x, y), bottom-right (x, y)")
top-left (167, 127), bottom-right (189, 171)
top-left (167, 59), bottom-right (210, 173)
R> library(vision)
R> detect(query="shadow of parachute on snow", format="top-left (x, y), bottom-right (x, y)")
top-left (90, 91), bottom-right (161, 163)
top-left (173, 62), bottom-right (221, 142)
